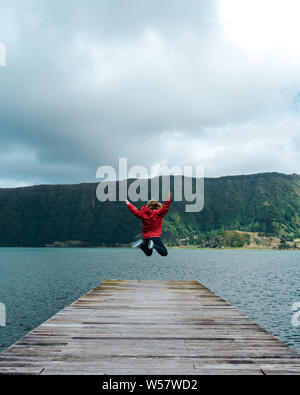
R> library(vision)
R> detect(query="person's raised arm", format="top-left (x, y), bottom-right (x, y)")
top-left (125, 200), bottom-right (143, 219)
top-left (158, 192), bottom-right (172, 218)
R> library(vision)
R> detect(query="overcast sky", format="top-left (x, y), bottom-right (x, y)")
top-left (0, 0), bottom-right (300, 187)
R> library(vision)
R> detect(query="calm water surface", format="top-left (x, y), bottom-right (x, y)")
top-left (0, 248), bottom-right (299, 353)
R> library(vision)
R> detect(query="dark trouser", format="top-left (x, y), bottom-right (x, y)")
top-left (140, 237), bottom-right (168, 257)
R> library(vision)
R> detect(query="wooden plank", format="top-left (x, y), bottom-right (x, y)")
top-left (0, 279), bottom-right (299, 375)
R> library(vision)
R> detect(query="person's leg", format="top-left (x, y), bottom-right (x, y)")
top-left (151, 237), bottom-right (168, 256)
top-left (131, 239), bottom-right (144, 248)
top-left (139, 238), bottom-right (153, 257)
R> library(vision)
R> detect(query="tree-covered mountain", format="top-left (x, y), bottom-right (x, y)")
top-left (0, 172), bottom-right (299, 247)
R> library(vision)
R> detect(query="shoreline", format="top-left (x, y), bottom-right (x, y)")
top-left (0, 246), bottom-right (299, 251)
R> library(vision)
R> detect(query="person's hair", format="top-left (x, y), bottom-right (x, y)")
top-left (147, 200), bottom-right (163, 210)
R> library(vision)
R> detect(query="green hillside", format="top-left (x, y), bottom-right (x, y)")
top-left (0, 172), bottom-right (299, 247)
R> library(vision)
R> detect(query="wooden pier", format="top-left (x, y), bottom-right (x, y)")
top-left (0, 280), bottom-right (300, 375)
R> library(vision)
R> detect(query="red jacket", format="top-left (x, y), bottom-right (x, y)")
top-left (127, 198), bottom-right (171, 238)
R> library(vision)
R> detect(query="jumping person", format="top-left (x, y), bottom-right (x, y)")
top-left (125, 192), bottom-right (172, 257)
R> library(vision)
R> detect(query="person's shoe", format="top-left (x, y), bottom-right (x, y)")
top-left (148, 240), bottom-right (154, 249)
top-left (131, 239), bottom-right (144, 248)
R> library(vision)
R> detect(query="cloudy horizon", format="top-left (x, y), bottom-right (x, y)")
top-left (1, 0), bottom-right (300, 188)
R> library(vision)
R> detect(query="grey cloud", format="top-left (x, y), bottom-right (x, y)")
top-left (0, 0), bottom-right (299, 187)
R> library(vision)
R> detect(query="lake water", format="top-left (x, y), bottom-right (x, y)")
top-left (0, 248), bottom-right (299, 353)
